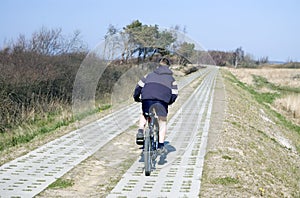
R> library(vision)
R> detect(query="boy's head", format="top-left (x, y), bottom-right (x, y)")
top-left (159, 57), bottom-right (170, 66)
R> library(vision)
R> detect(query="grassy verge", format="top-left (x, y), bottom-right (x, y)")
top-left (0, 104), bottom-right (112, 153)
top-left (201, 68), bottom-right (300, 197)
top-left (226, 71), bottom-right (300, 139)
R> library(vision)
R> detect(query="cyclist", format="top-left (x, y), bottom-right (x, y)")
top-left (133, 57), bottom-right (178, 153)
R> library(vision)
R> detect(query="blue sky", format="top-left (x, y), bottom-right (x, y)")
top-left (1, 0), bottom-right (299, 61)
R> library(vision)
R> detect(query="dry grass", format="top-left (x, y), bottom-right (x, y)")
top-left (274, 94), bottom-right (300, 124)
top-left (201, 69), bottom-right (300, 197)
top-left (226, 67), bottom-right (300, 125)
top-left (227, 68), bottom-right (300, 88)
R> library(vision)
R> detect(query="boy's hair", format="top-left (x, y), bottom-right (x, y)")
top-left (159, 57), bottom-right (170, 66)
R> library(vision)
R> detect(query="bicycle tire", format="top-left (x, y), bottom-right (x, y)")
top-left (144, 129), bottom-right (151, 176)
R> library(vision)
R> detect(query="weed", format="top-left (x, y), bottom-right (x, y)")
top-left (129, 125), bottom-right (138, 129)
top-left (48, 178), bottom-right (74, 189)
top-left (98, 104), bottom-right (112, 112)
top-left (222, 155), bottom-right (232, 160)
top-left (231, 121), bottom-right (241, 128)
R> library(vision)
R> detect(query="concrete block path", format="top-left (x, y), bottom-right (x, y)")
top-left (0, 66), bottom-right (213, 198)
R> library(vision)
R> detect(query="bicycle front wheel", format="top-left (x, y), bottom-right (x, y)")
top-left (144, 129), bottom-right (151, 176)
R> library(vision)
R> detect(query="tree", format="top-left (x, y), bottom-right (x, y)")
top-left (258, 56), bottom-right (269, 64)
top-left (175, 42), bottom-right (195, 65)
top-left (105, 24), bottom-right (119, 39)
top-left (233, 47), bottom-right (244, 68)
top-left (124, 21), bottom-right (159, 48)
top-left (30, 27), bottom-right (62, 55)
top-left (121, 20), bottom-right (176, 62)
top-left (157, 30), bottom-right (176, 49)
top-left (208, 50), bottom-right (228, 66)
top-left (178, 42), bottom-right (195, 58)
top-left (104, 24), bottom-right (121, 60)
top-left (8, 27), bottom-right (87, 56)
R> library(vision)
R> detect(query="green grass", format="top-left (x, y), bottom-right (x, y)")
top-left (0, 104), bottom-right (112, 152)
top-left (222, 155), bottom-right (232, 160)
top-left (252, 74), bottom-right (300, 94)
top-left (231, 121), bottom-right (242, 128)
top-left (0, 116), bottom-right (73, 152)
top-left (225, 70), bottom-right (300, 152)
top-left (232, 74), bottom-right (280, 105)
top-left (48, 178), bottom-right (74, 189)
top-left (226, 71), bottom-right (300, 129)
top-left (98, 104), bottom-right (112, 112)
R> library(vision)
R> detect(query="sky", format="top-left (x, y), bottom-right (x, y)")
top-left (0, 0), bottom-right (299, 62)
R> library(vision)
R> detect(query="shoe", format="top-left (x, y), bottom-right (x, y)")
top-left (136, 129), bottom-right (144, 145)
top-left (157, 146), bottom-right (167, 155)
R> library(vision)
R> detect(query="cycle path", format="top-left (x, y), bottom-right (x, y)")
top-left (108, 66), bottom-right (219, 197)
top-left (0, 67), bottom-right (212, 198)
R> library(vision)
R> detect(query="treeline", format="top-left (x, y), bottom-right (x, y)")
top-left (209, 47), bottom-right (269, 67)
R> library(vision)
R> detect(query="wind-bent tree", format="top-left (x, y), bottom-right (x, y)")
top-left (122, 20), bottom-right (176, 62)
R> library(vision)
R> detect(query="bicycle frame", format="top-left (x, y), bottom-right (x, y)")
top-left (147, 112), bottom-right (159, 149)
top-left (143, 111), bottom-right (159, 176)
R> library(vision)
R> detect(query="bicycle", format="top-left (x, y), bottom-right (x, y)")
top-left (143, 109), bottom-right (159, 176)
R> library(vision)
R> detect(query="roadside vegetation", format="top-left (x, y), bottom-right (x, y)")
top-left (201, 68), bottom-right (300, 197)
top-left (48, 178), bottom-right (74, 189)
top-left (227, 67), bottom-right (300, 145)
top-left (0, 27), bottom-right (132, 153)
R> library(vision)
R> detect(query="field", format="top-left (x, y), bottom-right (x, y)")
top-left (227, 68), bottom-right (300, 88)
top-left (227, 67), bottom-right (300, 125)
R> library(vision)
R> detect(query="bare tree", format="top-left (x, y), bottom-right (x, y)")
top-left (29, 27), bottom-right (87, 55)
top-left (30, 27), bottom-right (62, 55)
top-left (233, 47), bottom-right (244, 68)
top-left (63, 30), bottom-right (87, 54)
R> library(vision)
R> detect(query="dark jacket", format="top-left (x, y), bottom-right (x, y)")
top-left (133, 65), bottom-right (178, 105)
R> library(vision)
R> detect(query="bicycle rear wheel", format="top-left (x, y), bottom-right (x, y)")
top-left (144, 129), bottom-right (151, 176)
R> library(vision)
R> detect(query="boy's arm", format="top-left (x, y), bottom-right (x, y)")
top-left (133, 85), bottom-right (142, 102)
top-left (169, 80), bottom-right (178, 105)
top-left (133, 75), bottom-right (147, 102)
